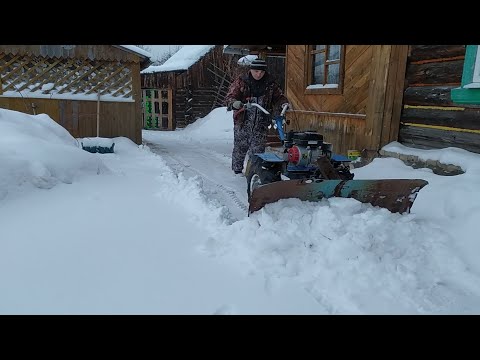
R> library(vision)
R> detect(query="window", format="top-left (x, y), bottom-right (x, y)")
top-left (305, 45), bottom-right (345, 95)
top-left (451, 45), bottom-right (480, 104)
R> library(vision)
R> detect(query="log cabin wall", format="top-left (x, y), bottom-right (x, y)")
top-left (399, 45), bottom-right (480, 154)
top-left (285, 45), bottom-right (408, 156)
top-left (0, 45), bottom-right (146, 144)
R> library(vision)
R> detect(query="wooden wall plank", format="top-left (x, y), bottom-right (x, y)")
top-left (409, 45), bottom-right (466, 62)
top-left (401, 106), bottom-right (480, 130)
top-left (289, 111), bottom-right (367, 155)
top-left (0, 97), bottom-right (137, 141)
top-left (399, 125), bottom-right (480, 153)
top-left (130, 61), bottom-right (142, 143)
top-left (285, 45), bottom-right (376, 155)
top-left (406, 60), bottom-right (463, 85)
top-left (365, 45), bottom-right (392, 150)
top-left (388, 45), bottom-right (410, 144)
top-left (380, 45), bottom-right (399, 146)
top-left (168, 88), bottom-right (173, 130)
top-left (403, 85), bottom-right (460, 106)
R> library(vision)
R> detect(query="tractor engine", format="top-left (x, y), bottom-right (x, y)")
top-left (284, 131), bottom-right (325, 167)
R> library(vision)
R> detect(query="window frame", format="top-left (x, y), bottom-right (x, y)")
top-left (304, 45), bottom-right (345, 95)
top-left (451, 45), bottom-right (480, 104)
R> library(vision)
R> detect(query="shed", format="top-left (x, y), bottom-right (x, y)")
top-left (0, 45), bottom-right (151, 144)
top-left (140, 45), bottom-right (242, 130)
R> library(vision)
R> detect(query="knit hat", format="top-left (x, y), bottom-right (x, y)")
top-left (250, 59), bottom-right (267, 71)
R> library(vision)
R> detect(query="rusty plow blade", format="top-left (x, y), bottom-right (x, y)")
top-left (248, 179), bottom-right (428, 215)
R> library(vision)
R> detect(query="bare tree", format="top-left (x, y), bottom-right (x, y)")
top-left (135, 45), bottom-right (162, 65)
top-left (156, 45), bottom-right (182, 65)
top-left (135, 45), bottom-right (152, 52)
top-left (135, 45), bottom-right (182, 66)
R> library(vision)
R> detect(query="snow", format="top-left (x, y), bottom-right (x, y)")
top-left (118, 45), bottom-right (152, 59)
top-left (2, 105), bottom-right (480, 314)
top-left (238, 55), bottom-right (258, 65)
top-left (306, 84), bottom-right (339, 89)
top-left (141, 45), bottom-right (215, 73)
top-left (41, 83), bottom-right (55, 92)
top-left (80, 137), bottom-right (115, 148)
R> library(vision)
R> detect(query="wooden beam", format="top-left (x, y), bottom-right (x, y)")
top-left (380, 45), bottom-right (399, 147)
top-left (58, 61), bottom-right (103, 94)
top-left (0, 54), bottom-right (21, 73)
top-left (406, 60), bottom-right (463, 85)
top-left (365, 45), bottom-right (392, 150)
top-left (1, 58), bottom-right (31, 89)
top-left (86, 65), bottom-right (125, 94)
top-left (399, 124), bottom-right (480, 153)
top-left (49, 59), bottom-right (78, 90)
top-left (130, 62), bottom-right (142, 143)
top-left (19, 58), bottom-right (62, 91)
top-left (404, 85), bottom-right (458, 106)
top-left (168, 88), bottom-right (173, 130)
top-left (290, 109), bottom-right (366, 118)
top-left (401, 106), bottom-right (480, 130)
top-left (111, 80), bottom-right (132, 97)
top-left (388, 45), bottom-right (409, 143)
top-left (409, 45), bottom-right (465, 62)
top-left (381, 45), bottom-right (409, 146)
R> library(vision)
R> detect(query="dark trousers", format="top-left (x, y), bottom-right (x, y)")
top-left (232, 107), bottom-right (268, 172)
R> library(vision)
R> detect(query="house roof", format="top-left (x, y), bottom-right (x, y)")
top-left (116, 45), bottom-right (152, 59)
top-left (114, 45), bottom-right (152, 69)
top-left (0, 45), bottom-right (152, 65)
top-left (141, 45), bottom-right (215, 74)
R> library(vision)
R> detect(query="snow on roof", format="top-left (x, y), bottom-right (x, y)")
top-left (141, 45), bottom-right (215, 74)
top-left (117, 45), bottom-right (152, 59)
top-left (238, 55), bottom-right (258, 66)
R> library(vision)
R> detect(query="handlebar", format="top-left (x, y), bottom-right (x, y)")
top-left (247, 102), bottom-right (270, 115)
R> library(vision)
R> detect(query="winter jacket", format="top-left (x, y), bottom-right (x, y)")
top-left (225, 72), bottom-right (288, 125)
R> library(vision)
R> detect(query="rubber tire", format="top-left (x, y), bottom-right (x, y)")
top-left (246, 155), bottom-right (282, 201)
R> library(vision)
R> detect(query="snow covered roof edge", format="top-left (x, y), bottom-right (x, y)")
top-left (116, 45), bottom-right (152, 59)
top-left (141, 45), bottom-right (216, 74)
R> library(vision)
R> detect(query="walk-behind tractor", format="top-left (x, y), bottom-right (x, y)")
top-left (245, 104), bottom-right (428, 215)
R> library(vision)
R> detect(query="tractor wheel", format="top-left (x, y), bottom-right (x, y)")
top-left (246, 155), bottom-right (282, 200)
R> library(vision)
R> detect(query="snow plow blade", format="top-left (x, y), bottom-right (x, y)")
top-left (248, 179), bottom-right (428, 215)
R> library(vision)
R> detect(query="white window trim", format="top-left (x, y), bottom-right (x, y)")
top-left (306, 84), bottom-right (339, 90)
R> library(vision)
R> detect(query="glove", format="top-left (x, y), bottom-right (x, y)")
top-left (232, 100), bottom-right (243, 110)
top-left (233, 107), bottom-right (245, 125)
top-left (281, 103), bottom-right (290, 110)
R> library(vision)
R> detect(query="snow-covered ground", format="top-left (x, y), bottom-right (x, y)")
top-left (1, 106), bottom-right (480, 314)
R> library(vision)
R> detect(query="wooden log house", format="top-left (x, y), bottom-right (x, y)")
top-left (226, 45), bottom-right (480, 156)
top-left (0, 45), bottom-right (151, 145)
top-left (140, 45), bottom-right (242, 130)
